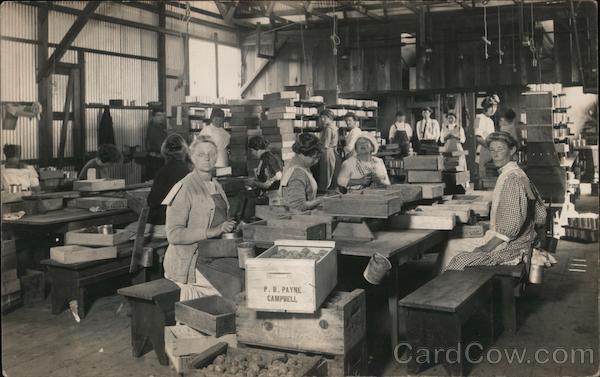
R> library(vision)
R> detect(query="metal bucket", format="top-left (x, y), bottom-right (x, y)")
top-left (97, 224), bottom-right (114, 234)
top-left (529, 265), bottom-right (544, 284)
top-left (363, 253), bottom-right (392, 285)
top-left (237, 242), bottom-right (255, 269)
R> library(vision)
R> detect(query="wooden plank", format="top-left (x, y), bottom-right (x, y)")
top-left (241, 38), bottom-right (289, 97)
top-left (73, 179), bottom-right (126, 192)
top-left (407, 170), bottom-right (444, 183)
top-left (242, 219), bottom-right (327, 243)
top-left (236, 289), bottom-right (366, 355)
top-left (389, 214), bottom-right (456, 230)
top-left (68, 196), bottom-right (128, 211)
top-left (321, 194), bottom-right (404, 218)
top-left (37, 3), bottom-right (52, 167)
top-left (436, 200), bottom-right (491, 218)
top-left (415, 205), bottom-right (475, 224)
top-left (58, 71), bottom-right (74, 167)
top-left (175, 296), bottom-right (237, 337)
top-left (50, 245), bottom-right (117, 264)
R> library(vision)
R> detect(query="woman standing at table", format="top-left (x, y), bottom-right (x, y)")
top-left (279, 133), bottom-right (324, 212)
top-left (440, 112), bottom-right (467, 171)
top-left (337, 132), bottom-right (390, 192)
top-left (1, 144), bottom-right (40, 193)
top-left (163, 136), bottom-right (241, 301)
top-left (441, 132), bottom-right (546, 271)
top-left (318, 109), bottom-right (339, 192)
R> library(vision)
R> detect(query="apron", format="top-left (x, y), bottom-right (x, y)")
top-left (274, 165), bottom-right (318, 207)
top-left (395, 130), bottom-right (411, 156)
top-left (319, 125), bottom-right (339, 191)
top-left (443, 126), bottom-right (467, 172)
top-left (194, 193), bottom-right (244, 300)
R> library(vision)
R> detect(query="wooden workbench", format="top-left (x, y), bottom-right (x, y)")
top-left (336, 229), bottom-right (447, 355)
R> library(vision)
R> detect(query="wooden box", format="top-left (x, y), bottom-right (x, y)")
top-left (242, 219), bottom-right (327, 244)
top-left (415, 183), bottom-right (445, 199)
top-left (50, 245), bottom-right (117, 264)
top-left (324, 339), bottom-right (368, 376)
top-left (415, 205), bottom-right (475, 224)
top-left (403, 155), bottom-right (445, 171)
top-left (441, 199), bottom-right (491, 218)
top-left (39, 170), bottom-right (65, 180)
top-left (452, 222), bottom-right (490, 238)
top-left (389, 213), bottom-right (456, 230)
top-left (407, 170), bottom-right (443, 183)
top-left (36, 197), bottom-right (63, 212)
top-left (236, 289), bottom-right (365, 355)
top-left (165, 325), bottom-right (237, 357)
top-left (68, 196), bottom-right (128, 210)
top-left (277, 213), bottom-right (337, 239)
top-left (175, 296), bottom-right (237, 337)
top-left (245, 240), bottom-right (337, 314)
top-left (165, 347), bottom-right (199, 375)
top-left (321, 192), bottom-right (404, 218)
top-left (73, 179), bottom-right (125, 192)
top-left (65, 227), bottom-right (131, 246)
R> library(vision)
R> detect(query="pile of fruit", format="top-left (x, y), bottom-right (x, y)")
top-left (268, 247), bottom-right (329, 260)
top-left (195, 353), bottom-right (305, 377)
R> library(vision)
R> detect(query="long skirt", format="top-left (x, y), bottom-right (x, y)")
top-left (318, 148), bottom-right (338, 192)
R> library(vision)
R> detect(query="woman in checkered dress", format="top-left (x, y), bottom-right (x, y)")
top-left (443, 132), bottom-right (547, 272)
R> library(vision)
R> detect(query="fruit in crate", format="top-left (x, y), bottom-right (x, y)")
top-left (195, 353), bottom-right (306, 377)
top-left (267, 247), bottom-right (328, 260)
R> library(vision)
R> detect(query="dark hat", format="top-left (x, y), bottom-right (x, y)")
top-left (210, 107), bottom-right (225, 119)
top-left (422, 106), bottom-right (433, 112)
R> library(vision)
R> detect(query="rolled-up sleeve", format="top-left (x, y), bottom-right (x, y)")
top-left (337, 160), bottom-right (353, 188)
top-left (494, 175), bottom-right (528, 242)
top-left (166, 188), bottom-right (207, 244)
top-left (285, 178), bottom-right (309, 211)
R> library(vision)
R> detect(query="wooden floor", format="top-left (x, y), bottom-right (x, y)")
top-left (2, 197), bottom-right (598, 377)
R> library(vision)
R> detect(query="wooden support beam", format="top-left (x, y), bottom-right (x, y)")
top-left (214, 0), bottom-right (255, 28)
top-left (399, 1), bottom-right (420, 14)
top-left (568, 0), bottom-right (585, 85)
top-left (75, 50), bottom-right (86, 170)
top-left (37, 1), bottom-right (100, 81)
top-left (157, 2), bottom-right (167, 110)
top-left (284, 1), bottom-right (332, 20)
top-left (37, 3), bottom-right (53, 167)
top-left (58, 71), bottom-right (74, 168)
top-left (240, 37), bottom-right (289, 97)
top-left (164, 1), bottom-right (223, 20)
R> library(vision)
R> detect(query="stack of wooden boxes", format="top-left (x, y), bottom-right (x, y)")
top-left (49, 225), bottom-right (131, 264)
top-left (228, 99), bottom-right (263, 176)
top-left (237, 240), bottom-right (368, 376)
top-left (261, 91), bottom-right (300, 163)
top-left (405, 155), bottom-right (470, 191)
top-left (1, 239), bottom-right (21, 313)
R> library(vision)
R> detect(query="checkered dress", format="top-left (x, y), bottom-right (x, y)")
top-left (444, 163), bottom-right (546, 271)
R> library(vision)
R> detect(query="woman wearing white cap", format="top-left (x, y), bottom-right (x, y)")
top-left (337, 132), bottom-right (390, 191)
top-left (475, 95), bottom-right (499, 185)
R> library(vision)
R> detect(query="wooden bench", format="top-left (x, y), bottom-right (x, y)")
top-left (40, 239), bottom-right (168, 319)
top-left (398, 270), bottom-right (495, 376)
top-left (118, 278), bottom-right (180, 365)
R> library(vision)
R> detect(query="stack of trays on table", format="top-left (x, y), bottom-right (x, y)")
top-left (38, 168), bottom-right (69, 191)
top-left (404, 155), bottom-right (471, 189)
top-left (261, 91), bottom-right (300, 163)
top-left (49, 225), bottom-right (132, 264)
top-left (238, 239), bottom-right (368, 376)
top-left (1, 239), bottom-right (21, 313)
top-left (228, 99), bottom-right (263, 177)
top-left (563, 215), bottom-right (599, 243)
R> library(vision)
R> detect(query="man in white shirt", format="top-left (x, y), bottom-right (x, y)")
top-left (343, 112), bottom-right (362, 158)
top-left (199, 108), bottom-right (230, 168)
top-left (416, 107), bottom-right (440, 143)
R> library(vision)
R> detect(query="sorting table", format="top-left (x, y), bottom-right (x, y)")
top-left (336, 229), bottom-right (447, 354)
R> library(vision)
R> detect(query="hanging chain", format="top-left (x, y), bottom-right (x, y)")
top-left (497, 6), bottom-right (503, 64)
top-left (482, 3), bottom-right (491, 59)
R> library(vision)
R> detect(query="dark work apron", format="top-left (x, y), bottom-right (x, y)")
top-left (395, 130), bottom-right (411, 157)
top-left (195, 193), bottom-right (244, 300)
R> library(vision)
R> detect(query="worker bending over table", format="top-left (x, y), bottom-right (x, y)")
top-left (337, 132), bottom-right (390, 192)
top-left (1, 144), bottom-right (40, 193)
top-left (78, 144), bottom-right (122, 180)
top-left (163, 136), bottom-right (242, 301)
top-left (146, 133), bottom-right (192, 239)
top-left (440, 132), bottom-right (547, 271)
top-left (279, 133), bottom-right (324, 212)
top-left (247, 136), bottom-right (283, 204)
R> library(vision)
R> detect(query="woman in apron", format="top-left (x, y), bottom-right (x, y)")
top-left (440, 113), bottom-right (467, 171)
top-left (389, 111), bottom-right (413, 156)
top-left (318, 109), bottom-right (339, 192)
top-left (337, 133), bottom-right (390, 192)
top-left (279, 133), bottom-right (324, 212)
top-left (163, 136), bottom-right (242, 301)
top-left (439, 132), bottom-right (547, 272)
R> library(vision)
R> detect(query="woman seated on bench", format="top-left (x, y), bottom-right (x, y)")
top-left (163, 136), bottom-right (242, 301)
top-left (337, 132), bottom-right (391, 192)
top-left (442, 131), bottom-right (546, 271)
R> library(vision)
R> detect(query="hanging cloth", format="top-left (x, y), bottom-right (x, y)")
top-left (98, 106), bottom-right (116, 145)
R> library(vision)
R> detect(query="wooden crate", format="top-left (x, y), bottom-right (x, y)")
top-left (414, 183), bottom-right (445, 199)
top-left (242, 219), bottom-right (327, 243)
top-left (165, 325), bottom-right (237, 357)
top-left (321, 192), bottom-right (404, 218)
top-left (415, 205), bottom-right (475, 224)
top-left (440, 199), bottom-right (491, 218)
top-left (175, 296), bottom-right (236, 337)
top-left (245, 240), bottom-right (337, 314)
top-left (407, 170), bottom-right (443, 183)
top-left (165, 346), bottom-right (199, 375)
top-left (403, 155), bottom-right (445, 171)
top-left (236, 289), bottom-right (366, 355)
top-left (20, 269), bottom-right (45, 305)
top-left (452, 222), bottom-right (490, 238)
top-left (65, 227), bottom-right (132, 246)
top-left (73, 179), bottom-right (125, 192)
top-left (324, 339), bottom-right (368, 376)
top-left (68, 196), bottom-right (128, 210)
top-left (50, 245), bottom-right (117, 264)
top-left (389, 213), bottom-right (456, 230)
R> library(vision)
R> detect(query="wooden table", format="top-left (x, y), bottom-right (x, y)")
top-left (336, 229), bottom-right (447, 354)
